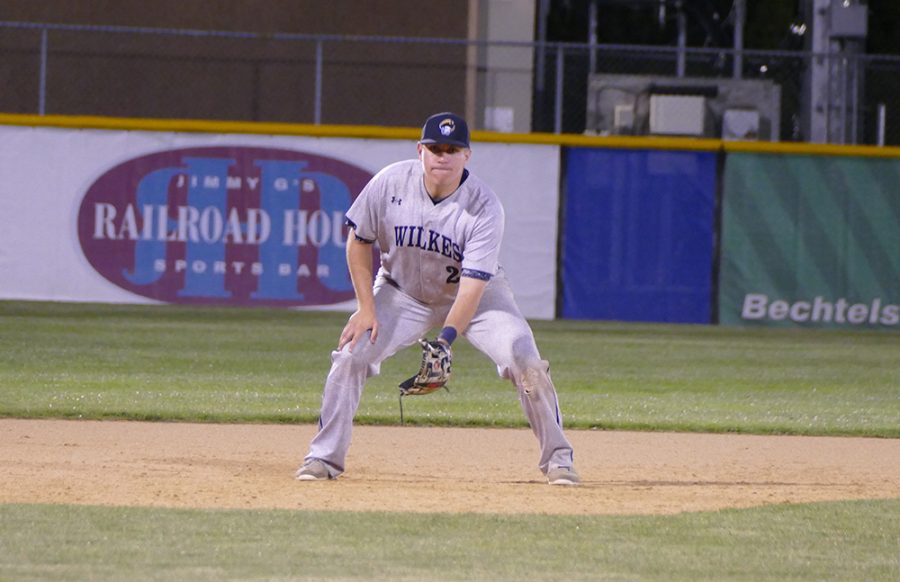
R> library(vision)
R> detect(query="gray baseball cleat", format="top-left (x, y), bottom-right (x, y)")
top-left (547, 466), bottom-right (581, 486)
top-left (295, 459), bottom-right (333, 481)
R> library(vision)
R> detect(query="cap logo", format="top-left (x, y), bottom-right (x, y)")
top-left (439, 119), bottom-right (456, 136)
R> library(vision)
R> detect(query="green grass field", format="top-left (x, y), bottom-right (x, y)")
top-left (1, 300), bottom-right (898, 580)
top-left (1, 301), bottom-right (897, 435)
top-left (1, 500), bottom-right (898, 581)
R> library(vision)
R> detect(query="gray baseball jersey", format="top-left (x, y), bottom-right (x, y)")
top-left (346, 159), bottom-right (504, 304)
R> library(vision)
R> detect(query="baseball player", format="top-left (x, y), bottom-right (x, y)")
top-left (296, 112), bottom-right (579, 485)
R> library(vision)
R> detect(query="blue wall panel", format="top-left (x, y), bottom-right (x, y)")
top-left (561, 148), bottom-right (717, 323)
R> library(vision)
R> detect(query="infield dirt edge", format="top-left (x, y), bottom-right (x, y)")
top-left (2, 419), bottom-right (898, 515)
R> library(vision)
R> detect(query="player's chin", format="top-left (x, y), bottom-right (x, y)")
top-left (429, 166), bottom-right (455, 177)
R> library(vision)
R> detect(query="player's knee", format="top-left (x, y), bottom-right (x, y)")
top-left (516, 359), bottom-right (552, 397)
top-left (331, 346), bottom-right (380, 379)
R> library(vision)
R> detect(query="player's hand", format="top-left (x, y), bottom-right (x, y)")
top-left (338, 308), bottom-right (379, 352)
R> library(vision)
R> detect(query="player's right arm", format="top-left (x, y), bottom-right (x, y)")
top-left (338, 228), bottom-right (378, 352)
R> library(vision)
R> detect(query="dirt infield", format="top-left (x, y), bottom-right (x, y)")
top-left (1, 419), bottom-right (898, 515)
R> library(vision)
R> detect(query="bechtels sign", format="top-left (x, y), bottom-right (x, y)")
top-left (77, 146), bottom-right (373, 306)
top-left (741, 293), bottom-right (899, 327)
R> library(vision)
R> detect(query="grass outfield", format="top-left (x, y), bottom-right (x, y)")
top-left (1, 300), bottom-right (898, 580)
top-left (1, 500), bottom-right (897, 581)
top-left (0, 300), bottom-right (897, 436)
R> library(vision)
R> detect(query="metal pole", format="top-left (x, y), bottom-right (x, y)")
top-left (839, 55), bottom-right (847, 144)
top-left (676, 2), bottom-right (686, 77)
top-left (877, 103), bottom-right (886, 146)
top-left (536, 0), bottom-right (550, 131)
top-left (824, 52), bottom-right (832, 143)
top-left (850, 54), bottom-right (859, 145)
top-left (536, 0), bottom-right (549, 93)
top-left (314, 40), bottom-right (323, 124)
top-left (39, 29), bottom-right (48, 115)
top-left (464, 0), bottom-right (479, 127)
top-left (588, 0), bottom-right (598, 75)
top-left (554, 45), bottom-right (564, 133)
top-left (733, 0), bottom-right (745, 80)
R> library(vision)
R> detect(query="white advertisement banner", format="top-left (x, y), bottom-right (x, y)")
top-left (0, 124), bottom-right (559, 319)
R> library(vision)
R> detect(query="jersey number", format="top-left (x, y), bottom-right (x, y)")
top-left (445, 266), bottom-right (461, 284)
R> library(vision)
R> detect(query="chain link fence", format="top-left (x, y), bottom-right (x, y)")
top-left (2, 21), bottom-right (899, 146)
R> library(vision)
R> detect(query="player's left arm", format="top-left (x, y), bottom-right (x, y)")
top-left (441, 275), bottom-right (488, 338)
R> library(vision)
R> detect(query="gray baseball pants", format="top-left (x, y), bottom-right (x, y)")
top-left (304, 270), bottom-right (575, 477)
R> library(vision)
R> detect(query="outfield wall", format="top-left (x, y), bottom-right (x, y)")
top-left (0, 120), bottom-right (559, 319)
top-left (719, 152), bottom-right (899, 329)
top-left (560, 145), bottom-right (899, 330)
top-left (560, 148), bottom-right (718, 324)
top-left (0, 115), bottom-right (896, 329)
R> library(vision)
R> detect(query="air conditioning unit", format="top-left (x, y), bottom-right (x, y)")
top-left (722, 109), bottom-right (760, 140)
top-left (649, 95), bottom-right (706, 136)
top-left (613, 104), bottom-right (635, 133)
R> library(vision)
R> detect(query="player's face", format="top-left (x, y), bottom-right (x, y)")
top-left (418, 143), bottom-right (470, 185)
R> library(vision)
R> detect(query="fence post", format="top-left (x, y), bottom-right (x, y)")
top-left (850, 54), bottom-right (859, 145)
top-left (733, 0), bottom-right (745, 80)
top-left (588, 0), bottom-right (597, 74)
top-left (39, 28), bottom-right (48, 115)
top-left (676, 3), bottom-right (686, 77)
top-left (314, 40), bottom-right (324, 124)
top-left (554, 45), bottom-right (564, 133)
top-left (840, 55), bottom-right (848, 144)
top-left (877, 103), bottom-right (886, 146)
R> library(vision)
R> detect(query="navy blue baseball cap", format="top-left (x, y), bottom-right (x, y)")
top-left (419, 112), bottom-right (470, 148)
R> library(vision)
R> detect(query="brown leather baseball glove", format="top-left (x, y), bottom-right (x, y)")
top-left (398, 338), bottom-right (452, 396)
